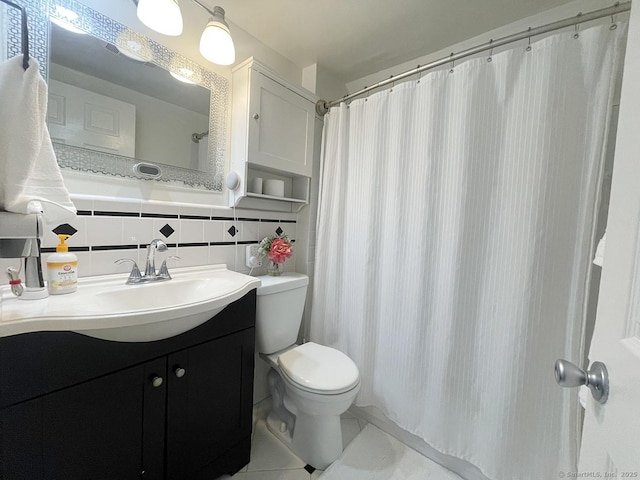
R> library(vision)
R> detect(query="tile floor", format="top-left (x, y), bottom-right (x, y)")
top-left (223, 408), bottom-right (366, 480)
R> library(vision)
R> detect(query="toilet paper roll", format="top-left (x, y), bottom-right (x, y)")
top-left (263, 179), bottom-right (285, 197)
top-left (250, 177), bottom-right (263, 194)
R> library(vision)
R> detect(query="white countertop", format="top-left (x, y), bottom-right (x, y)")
top-left (0, 264), bottom-right (260, 341)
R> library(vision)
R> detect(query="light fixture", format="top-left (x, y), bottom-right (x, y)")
top-left (170, 67), bottom-right (202, 84)
top-left (132, 0), bottom-right (235, 66)
top-left (115, 29), bottom-right (154, 62)
top-left (136, 0), bottom-right (183, 36)
top-left (197, 5), bottom-right (235, 66)
top-left (50, 5), bottom-right (87, 34)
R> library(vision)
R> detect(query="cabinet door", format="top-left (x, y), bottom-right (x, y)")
top-left (0, 359), bottom-right (165, 480)
top-left (166, 329), bottom-right (255, 480)
top-left (248, 71), bottom-right (314, 177)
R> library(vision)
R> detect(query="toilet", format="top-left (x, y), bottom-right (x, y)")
top-left (255, 273), bottom-right (360, 469)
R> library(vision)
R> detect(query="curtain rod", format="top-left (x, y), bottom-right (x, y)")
top-left (315, 1), bottom-right (631, 115)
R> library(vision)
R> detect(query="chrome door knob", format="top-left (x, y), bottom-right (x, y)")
top-left (554, 359), bottom-right (609, 404)
top-left (151, 376), bottom-right (164, 388)
top-left (174, 367), bottom-right (186, 378)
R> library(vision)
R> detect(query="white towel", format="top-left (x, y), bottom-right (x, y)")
top-left (0, 55), bottom-right (76, 225)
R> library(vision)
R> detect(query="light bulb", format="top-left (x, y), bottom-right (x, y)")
top-left (199, 8), bottom-right (235, 66)
top-left (137, 0), bottom-right (183, 36)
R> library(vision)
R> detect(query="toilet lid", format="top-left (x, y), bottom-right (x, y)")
top-left (278, 342), bottom-right (359, 393)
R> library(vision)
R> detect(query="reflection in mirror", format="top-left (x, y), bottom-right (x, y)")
top-left (3, 0), bottom-right (228, 192)
top-left (49, 22), bottom-right (211, 172)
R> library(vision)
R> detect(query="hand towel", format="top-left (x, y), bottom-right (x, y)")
top-left (0, 55), bottom-right (76, 225)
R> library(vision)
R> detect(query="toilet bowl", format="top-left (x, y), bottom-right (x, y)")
top-left (255, 274), bottom-right (360, 469)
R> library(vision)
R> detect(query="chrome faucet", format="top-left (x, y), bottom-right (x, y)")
top-left (115, 239), bottom-right (180, 284)
top-left (144, 239), bottom-right (168, 277)
top-left (1, 212), bottom-right (47, 300)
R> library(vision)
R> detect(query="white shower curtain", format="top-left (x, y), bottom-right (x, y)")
top-left (311, 23), bottom-right (626, 480)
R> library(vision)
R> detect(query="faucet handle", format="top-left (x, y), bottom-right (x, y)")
top-left (158, 256), bottom-right (180, 279)
top-left (115, 258), bottom-right (142, 284)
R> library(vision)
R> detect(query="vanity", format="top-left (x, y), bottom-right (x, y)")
top-left (0, 266), bottom-right (260, 480)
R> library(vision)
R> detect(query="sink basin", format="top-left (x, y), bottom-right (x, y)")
top-left (0, 264), bottom-right (260, 342)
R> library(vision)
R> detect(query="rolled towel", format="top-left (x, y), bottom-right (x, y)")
top-left (0, 55), bottom-right (76, 225)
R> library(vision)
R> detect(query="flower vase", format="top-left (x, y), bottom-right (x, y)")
top-left (267, 260), bottom-right (284, 276)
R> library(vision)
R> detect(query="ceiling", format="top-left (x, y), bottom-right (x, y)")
top-left (220, 0), bottom-right (578, 84)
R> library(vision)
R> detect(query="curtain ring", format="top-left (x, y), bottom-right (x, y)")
top-left (487, 39), bottom-right (494, 63)
top-left (449, 53), bottom-right (455, 74)
top-left (526, 27), bottom-right (532, 52)
top-left (610, 2), bottom-right (620, 29)
top-left (389, 75), bottom-right (395, 93)
top-left (416, 65), bottom-right (421, 84)
top-left (573, 13), bottom-right (582, 39)
top-left (364, 86), bottom-right (369, 102)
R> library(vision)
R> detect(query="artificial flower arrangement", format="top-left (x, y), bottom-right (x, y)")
top-left (258, 233), bottom-right (293, 275)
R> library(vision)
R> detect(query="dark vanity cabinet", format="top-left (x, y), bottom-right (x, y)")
top-left (0, 291), bottom-right (256, 480)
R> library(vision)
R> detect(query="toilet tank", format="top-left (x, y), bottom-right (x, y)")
top-left (255, 273), bottom-right (309, 354)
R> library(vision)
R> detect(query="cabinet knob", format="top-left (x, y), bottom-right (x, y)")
top-left (174, 367), bottom-right (186, 378)
top-left (151, 376), bottom-right (164, 388)
top-left (253, 113), bottom-right (260, 120)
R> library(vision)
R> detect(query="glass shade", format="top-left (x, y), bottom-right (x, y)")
top-left (199, 19), bottom-right (235, 66)
top-left (137, 0), bottom-right (183, 36)
top-left (115, 29), bottom-right (153, 62)
top-left (50, 5), bottom-right (87, 34)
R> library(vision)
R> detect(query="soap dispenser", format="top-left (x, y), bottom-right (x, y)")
top-left (46, 234), bottom-right (78, 294)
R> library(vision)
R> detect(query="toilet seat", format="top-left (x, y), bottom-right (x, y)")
top-left (277, 342), bottom-right (360, 395)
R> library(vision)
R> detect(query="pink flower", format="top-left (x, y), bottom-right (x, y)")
top-left (268, 238), bottom-right (293, 263)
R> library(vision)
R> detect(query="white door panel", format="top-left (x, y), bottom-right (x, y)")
top-left (47, 79), bottom-right (136, 157)
top-left (579, 3), bottom-right (640, 475)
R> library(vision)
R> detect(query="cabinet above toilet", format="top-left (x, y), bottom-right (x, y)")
top-left (229, 58), bottom-right (318, 212)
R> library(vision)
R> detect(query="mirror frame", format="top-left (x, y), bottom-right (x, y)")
top-left (4, 0), bottom-right (228, 192)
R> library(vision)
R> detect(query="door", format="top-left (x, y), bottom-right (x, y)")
top-left (47, 79), bottom-right (136, 156)
top-left (578, 4), bottom-right (640, 474)
top-left (165, 329), bottom-right (255, 480)
top-left (247, 70), bottom-right (314, 176)
top-left (0, 364), bottom-right (148, 480)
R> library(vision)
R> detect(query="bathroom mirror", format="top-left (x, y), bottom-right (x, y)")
top-left (2, 0), bottom-right (228, 191)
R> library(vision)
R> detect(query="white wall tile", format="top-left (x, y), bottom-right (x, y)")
top-left (175, 246), bottom-right (209, 267)
top-left (69, 195), bottom-right (94, 212)
top-left (90, 248), bottom-right (139, 276)
top-left (239, 221), bottom-right (259, 242)
top-left (179, 219), bottom-right (205, 243)
top-left (210, 245), bottom-right (237, 270)
top-left (179, 204), bottom-right (211, 218)
top-left (122, 217), bottom-right (154, 245)
top-left (279, 223), bottom-right (297, 241)
top-left (205, 220), bottom-right (225, 243)
top-left (42, 216), bottom-right (87, 248)
top-left (86, 217), bottom-right (124, 246)
top-left (258, 221), bottom-right (280, 240)
top-left (223, 221), bottom-right (241, 242)
top-left (73, 251), bottom-right (92, 279)
top-left (151, 219), bottom-right (179, 243)
top-left (92, 198), bottom-right (141, 214)
top-left (141, 201), bottom-right (180, 216)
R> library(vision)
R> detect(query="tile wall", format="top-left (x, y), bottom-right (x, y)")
top-left (0, 194), bottom-right (299, 284)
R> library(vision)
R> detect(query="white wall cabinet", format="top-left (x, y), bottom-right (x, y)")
top-left (230, 58), bottom-right (317, 212)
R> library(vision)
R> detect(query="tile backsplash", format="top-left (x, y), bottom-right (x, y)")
top-left (0, 195), bottom-right (298, 284)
